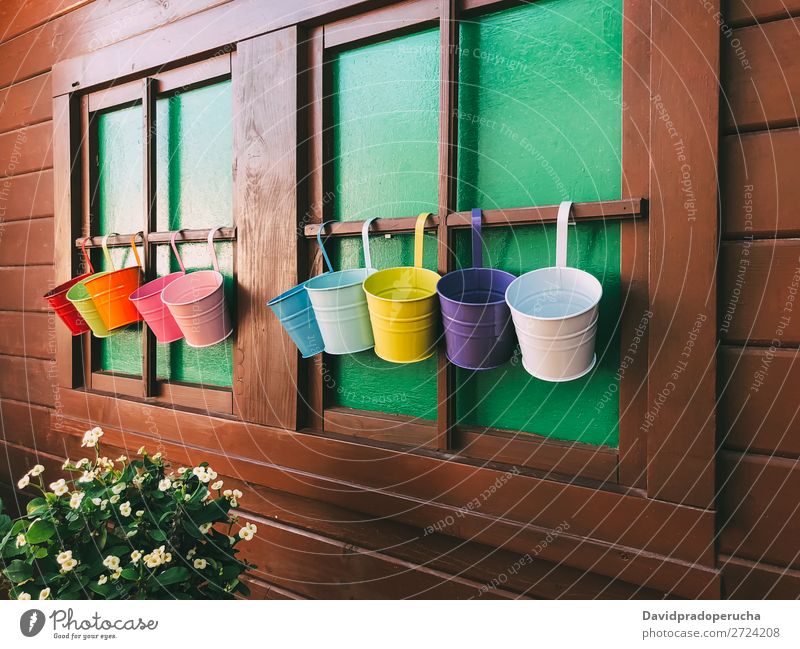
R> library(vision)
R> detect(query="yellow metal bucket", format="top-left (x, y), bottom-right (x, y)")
top-left (363, 212), bottom-right (440, 363)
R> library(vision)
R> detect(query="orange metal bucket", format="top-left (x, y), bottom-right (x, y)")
top-left (84, 232), bottom-right (143, 331)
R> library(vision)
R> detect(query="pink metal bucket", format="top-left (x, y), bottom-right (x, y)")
top-left (161, 228), bottom-right (233, 348)
top-left (129, 230), bottom-right (186, 343)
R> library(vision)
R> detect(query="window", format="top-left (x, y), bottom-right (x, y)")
top-left (79, 61), bottom-right (235, 413)
top-left (303, 0), bottom-right (644, 481)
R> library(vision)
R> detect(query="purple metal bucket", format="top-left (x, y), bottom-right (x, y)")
top-left (437, 209), bottom-right (516, 370)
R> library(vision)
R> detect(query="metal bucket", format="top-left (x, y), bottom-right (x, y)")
top-left (129, 230), bottom-right (186, 344)
top-left (84, 232), bottom-right (143, 331)
top-left (44, 237), bottom-right (95, 336)
top-left (437, 209), bottom-right (516, 370)
top-left (363, 212), bottom-right (440, 363)
top-left (305, 218), bottom-right (378, 355)
top-left (161, 228), bottom-right (233, 348)
top-left (268, 281), bottom-right (325, 358)
top-left (505, 201), bottom-right (602, 382)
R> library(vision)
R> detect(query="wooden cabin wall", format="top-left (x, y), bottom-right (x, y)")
top-left (0, 0), bottom-right (680, 600)
top-left (718, 0), bottom-right (800, 598)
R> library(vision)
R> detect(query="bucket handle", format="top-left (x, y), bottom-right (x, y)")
top-left (207, 228), bottom-right (225, 273)
top-left (80, 237), bottom-right (95, 274)
top-left (100, 233), bottom-right (117, 271)
top-left (414, 212), bottom-right (433, 269)
top-left (556, 201), bottom-right (574, 268)
top-left (130, 231), bottom-right (144, 270)
top-left (361, 216), bottom-right (379, 270)
top-left (169, 230), bottom-right (187, 273)
top-left (471, 208), bottom-right (483, 269)
top-left (315, 221), bottom-right (335, 274)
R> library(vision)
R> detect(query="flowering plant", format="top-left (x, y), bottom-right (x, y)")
top-left (0, 427), bottom-right (256, 600)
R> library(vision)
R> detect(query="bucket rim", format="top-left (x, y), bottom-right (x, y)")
top-left (181, 325), bottom-right (234, 349)
top-left (65, 271), bottom-right (112, 303)
top-left (522, 353), bottom-right (597, 383)
top-left (505, 266), bottom-right (602, 321)
top-left (437, 267), bottom-right (516, 307)
top-left (363, 266), bottom-right (441, 304)
top-left (373, 347), bottom-right (437, 364)
top-left (44, 272), bottom-right (94, 300)
top-left (305, 267), bottom-right (373, 293)
top-left (130, 271), bottom-right (185, 302)
top-left (267, 279), bottom-right (309, 307)
top-left (161, 270), bottom-right (224, 307)
top-left (84, 265), bottom-right (141, 287)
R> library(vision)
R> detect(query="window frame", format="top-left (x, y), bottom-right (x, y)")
top-left (302, 0), bottom-right (650, 487)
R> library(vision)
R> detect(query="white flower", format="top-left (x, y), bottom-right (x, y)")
top-left (164, 553), bottom-right (172, 563)
top-left (77, 470), bottom-right (96, 484)
top-left (17, 592), bottom-right (31, 600)
top-left (230, 499), bottom-right (238, 508)
top-left (15, 533), bottom-right (26, 548)
top-left (152, 452), bottom-right (162, 461)
top-left (116, 455), bottom-right (127, 463)
top-left (61, 558), bottom-right (78, 572)
top-left (192, 466), bottom-right (206, 479)
top-left (193, 558), bottom-right (207, 570)
top-left (69, 492), bottom-right (85, 509)
top-left (183, 494), bottom-right (191, 502)
top-left (158, 478), bottom-right (171, 492)
top-left (130, 550), bottom-right (142, 563)
top-left (56, 550), bottom-right (73, 565)
top-left (222, 489), bottom-right (232, 497)
top-left (177, 467), bottom-right (187, 475)
top-left (238, 522), bottom-right (257, 541)
top-left (102, 555), bottom-right (120, 571)
top-left (232, 489), bottom-right (243, 500)
top-left (29, 464), bottom-right (45, 477)
top-left (137, 446), bottom-right (146, 455)
top-left (62, 458), bottom-right (72, 469)
top-left (210, 480), bottom-right (223, 491)
top-left (38, 588), bottom-right (50, 600)
top-left (100, 499), bottom-right (108, 511)
top-left (186, 547), bottom-right (197, 559)
top-left (17, 475), bottom-right (30, 489)
top-left (199, 522), bottom-right (212, 534)
top-left (76, 458), bottom-right (89, 468)
top-left (81, 426), bottom-right (103, 447)
top-left (111, 567), bottom-right (122, 580)
top-left (206, 468), bottom-right (217, 481)
top-left (111, 482), bottom-right (126, 495)
top-left (132, 475), bottom-right (145, 488)
top-left (135, 510), bottom-right (144, 518)
top-left (119, 502), bottom-right (131, 517)
top-left (91, 497), bottom-right (102, 506)
top-left (97, 574), bottom-right (108, 585)
top-left (49, 479), bottom-right (68, 496)
top-left (109, 494), bottom-right (120, 504)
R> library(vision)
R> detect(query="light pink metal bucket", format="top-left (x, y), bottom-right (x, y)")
top-left (128, 230), bottom-right (186, 343)
top-left (161, 228), bottom-right (233, 348)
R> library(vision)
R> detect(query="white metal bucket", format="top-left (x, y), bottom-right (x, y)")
top-left (305, 218), bottom-right (378, 355)
top-left (505, 201), bottom-right (602, 382)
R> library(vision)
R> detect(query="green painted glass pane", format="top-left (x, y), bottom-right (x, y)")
top-left (454, 0), bottom-right (623, 446)
top-left (327, 29), bottom-right (440, 419)
top-left (154, 81), bottom-right (234, 388)
top-left (96, 104), bottom-right (143, 376)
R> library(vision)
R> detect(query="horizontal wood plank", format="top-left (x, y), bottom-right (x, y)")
top-left (0, 169), bottom-right (53, 221)
top-left (0, 265), bottom-right (53, 312)
top-left (720, 553), bottom-right (800, 598)
top-left (0, 74), bottom-right (51, 135)
top-left (0, 122), bottom-right (53, 177)
top-left (725, 0), bottom-right (800, 26)
top-left (718, 346), bottom-right (800, 456)
top-left (720, 128), bottom-right (800, 237)
top-left (324, 0), bottom-right (438, 49)
top-left (722, 18), bottom-right (800, 131)
top-left (324, 407), bottom-right (438, 448)
top-left (0, 217), bottom-right (55, 266)
top-left (0, 311), bottom-right (54, 359)
top-left (0, 399), bottom-right (53, 453)
top-left (0, 0), bottom-right (92, 45)
top-left (0, 354), bottom-right (56, 406)
top-left (719, 451), bottom-right (800, 569)
top-left (719, 240), bottom-right (800, 344)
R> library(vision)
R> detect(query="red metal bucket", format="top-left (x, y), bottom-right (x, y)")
top-left (43, 237), bottom-right (95, 336)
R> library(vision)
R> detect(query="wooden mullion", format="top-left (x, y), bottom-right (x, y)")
top-left (79, 94), bottom-right (93, 390)
top-left (142, 77), bottom-right (158, 397)
top-left (435, 0), bottom-right (458, 451)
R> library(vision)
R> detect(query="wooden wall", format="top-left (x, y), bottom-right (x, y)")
top-left (718, 0), bottom-right (800, 598)
top-left (0, 0), bottom-right (677, 599)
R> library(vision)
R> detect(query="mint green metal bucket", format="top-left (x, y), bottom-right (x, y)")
top-left (305, 218), bottom-right (377, 355)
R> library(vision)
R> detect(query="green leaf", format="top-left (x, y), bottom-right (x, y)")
top-left (155, 566), bottom-right (189, 586)
top-left (121, 567), bottom-right (139, 581)
top-left (181, 518), bottom-right (203, 540)
top-left (235, 581), bottom-right (251, 597)
top-left (26, 497), bottom-right (48, 516)
top-left (4, 559), bottom-right (33, 583)
top-left (149, 528), bottom-right (167, 542)
top-left (33, 546), bottom-right (48, 559)
top-left (26, 519), bottom-right (55, 543)
top-left (0, 513), bottom-right (11, 536)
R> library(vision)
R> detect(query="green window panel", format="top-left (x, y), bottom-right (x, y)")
top-left (95, 81), bottom-right (233, 388)
top-left (327, 29), bottom-right (440, 420)
top-left (454, 0), bottom-right (623, 445)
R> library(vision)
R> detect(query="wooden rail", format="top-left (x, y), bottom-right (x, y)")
top-left (303, 198), bottom-right (646, 238)
top-left (75, 226), bottom-right (236, 248)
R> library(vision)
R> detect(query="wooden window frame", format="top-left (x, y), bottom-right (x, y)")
top-left (302, 0), bottom-right (650, 488)
top-left (51, 0), bottom-right (718, 512)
